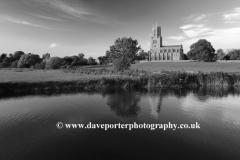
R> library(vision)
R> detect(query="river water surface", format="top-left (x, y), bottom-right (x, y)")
top-left (0, 88), bottom-right (240, 160)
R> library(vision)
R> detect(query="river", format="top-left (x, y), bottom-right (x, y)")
top-left (0, 88), bottom-right (240, 159)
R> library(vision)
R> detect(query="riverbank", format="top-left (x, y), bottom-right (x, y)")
top-left (1, 69), bottom-right (240, 95)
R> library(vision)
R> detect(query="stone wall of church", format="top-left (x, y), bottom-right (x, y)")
top-left (150, 52), bottom-right (181, 61)
top-left (150, 47), bottom-right (183, 61)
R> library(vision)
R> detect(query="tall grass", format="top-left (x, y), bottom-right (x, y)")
top-left (1, 71), bottom-right (240, 94)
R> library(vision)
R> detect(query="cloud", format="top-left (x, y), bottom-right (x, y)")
top-left (180, 24), bottom-right (204, 30)
top-left (180, 24), bottom-right (211, 38)
top-left (181, 15), bottom-right (194, 22)
top-left (49, 43), bottom-right (60, 48)
top-left (167, 36), bottom-right (185, 41)
top-left (182, 14), bottom-right (207, 23)
top-left (181, 27), bottom-right (240, 52)
top-left (0, 16), bottom-right (51, 29)
top-left (223, 7), bottom-right (240, 23)
top-left (24, 0), bottom-right (121, 25)
top-left (33, 14), bottom-right (63, 21)
top-left (193, 15), bottom-right (206, 22)
top-left (178, 7), bottom-right (240, 52)
top-left (31, 0), bottom-right (103, 23)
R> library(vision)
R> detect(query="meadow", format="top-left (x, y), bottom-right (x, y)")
top-left (1, 61), bottom-right (240, 83)
top-left (1, 61), bottom-right (240, 94)
top-left (131, 61), bottom-right (240, 73)
top-left (0, 68), bottom-right (117, 82)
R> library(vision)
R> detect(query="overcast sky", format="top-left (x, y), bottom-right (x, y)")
top-left (0, 0), bottom-right (240, 58)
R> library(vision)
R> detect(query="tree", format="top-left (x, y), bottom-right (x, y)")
top-left (11, 60), bottom-right (19, 68)
top-left (78, 53), bottom-right (85, 59)
top-left (62, 56), bottom-right (73, 66)
top-left (187, 39), bottom-right (215, 62)
top-left (8, 53), bottom-right (15, 63)
top-left (227, 49), bottom-right (240, 60)
top-left (105, 92), bottom-right (141, 118)
top-left (18, 54), bottom-right (41, 68)
top-left (0, 53), bottom-right (7, 63)
top-left (34, 62), bottom-right (46, 69)
top-left (106, 37), bottom-right (141, 64)
top-left (70, 55), bottom-right (80, 66)
top-left (182, 54), bottom-right (188, 60)
top-left (216, 49), bottom-right (226, 60)
top-left (45, 57), bottom-right (63, 69)
top-left (137, 50), bottom-right (148, 61)
top-left (88, 57), bottom-right (97, 65)
top-left (112, 56), bottom-right (131, 71)
top-left (98, 56), bottom-right (108, 65)
top-left (42, 53), bottom-right (50, 60)
top-left (0, 56), bottom-right (11, 68)
top-left (13, 51), bottom-right (24, 60)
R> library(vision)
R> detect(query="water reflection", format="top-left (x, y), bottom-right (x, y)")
top-left (193, 87), bottom-right (240, 101)
top-left (149, 89), bottom-right (163, 119)
top-left (1, 87), bottom-right (240, 159)
top-left (104, 91), bottom-right (141, 118)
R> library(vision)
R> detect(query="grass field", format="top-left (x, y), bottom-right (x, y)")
top-left (131, 61), bottom-right (240, 73)
top-left (1, 61), bottom-right (240, 83)
top-left (0, 69), bottom-right (119, 82)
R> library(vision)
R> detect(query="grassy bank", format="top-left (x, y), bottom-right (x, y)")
top-left (1, 69), bottom-right (240, 95)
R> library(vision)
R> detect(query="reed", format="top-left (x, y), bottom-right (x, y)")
top-left (1, 70), bottom-right (240, 94)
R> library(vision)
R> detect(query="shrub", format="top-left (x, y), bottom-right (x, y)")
top-left (45, 57), bottom-right (63, 69)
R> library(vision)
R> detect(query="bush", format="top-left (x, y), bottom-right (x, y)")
top-left (11, 60), bottom-right (19, 68)
top-left (45, 57), bottom-right (63, 69)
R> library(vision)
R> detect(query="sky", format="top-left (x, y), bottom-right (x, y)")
top-left (0, 0), bottom-right (240, 58)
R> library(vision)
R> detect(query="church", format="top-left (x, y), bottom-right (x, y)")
top-left (149, 23), bottom-right (183, 61)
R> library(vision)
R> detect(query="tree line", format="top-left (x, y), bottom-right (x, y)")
top-left (97, 38), bottom-right (240, 71)
top-left (0, 52), bottom-right (97, 69)
top-left (1, 38), bottom-right (239, 71)
top-left (186, 39), bottom-right (240, 61)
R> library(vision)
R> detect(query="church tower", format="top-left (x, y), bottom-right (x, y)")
top-left (151, 22), bottom-right (162, 50)
top-left (149, 22), bottom-right (183, 61)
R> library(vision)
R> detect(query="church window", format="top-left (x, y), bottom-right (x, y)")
top-left (177, 49), bottom-right (179, 52)
top-left (153, 40), bottom-right (157, 44)
top-left (173, 49), bottom-right (175, 52)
